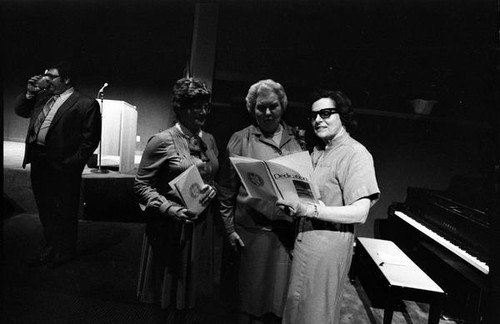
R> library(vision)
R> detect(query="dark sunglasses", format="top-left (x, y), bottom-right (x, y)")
top-left (309, 108), bottom-right (339, 120)
top-left (189, 102), bottom-right (212, 114)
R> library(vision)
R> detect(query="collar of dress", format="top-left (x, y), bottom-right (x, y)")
top-left (324, 128), bottom-right (350, 151)
top-left (250, 123), bottom-right (290, 136)
top-left (175, 122), bottom-right (203, 139)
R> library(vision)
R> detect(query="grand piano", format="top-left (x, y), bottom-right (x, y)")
top-left (386, 186), bottom-right (495, 324)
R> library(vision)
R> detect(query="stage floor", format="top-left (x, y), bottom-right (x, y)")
top-left (4, 141), bottom-right (143, 222)
top-left (3, 141), bottom-right (458, 323)
top-left (3, 141), bottom-right (142, 174)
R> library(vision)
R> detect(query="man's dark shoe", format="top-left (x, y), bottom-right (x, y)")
top-left (40, 246), bottom-right (54, 260)
top-left (26, 256), bottom-right (48, 267)
top-left (25, 246), bottom-right (54, 267)
top-left (46, 252), bottom-right (77, 269)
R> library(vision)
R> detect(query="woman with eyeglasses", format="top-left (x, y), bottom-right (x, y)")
top-left (277, 90), bottom-right (380, 324)
top-left (134, 77), bottom-right (219, 322)
top-left (218, 79), bottom-right (305, 323)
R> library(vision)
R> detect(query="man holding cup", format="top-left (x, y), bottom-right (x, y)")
top-left (14, 61), bottom-right (101, 268)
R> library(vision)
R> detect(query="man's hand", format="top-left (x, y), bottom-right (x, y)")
top-left (228, 232), bottom-right (245, 251)
top-left (27, 75), bottom-right (44, 96)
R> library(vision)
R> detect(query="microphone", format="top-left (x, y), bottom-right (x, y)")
top-left (98, 82), bottom-right (109, 94)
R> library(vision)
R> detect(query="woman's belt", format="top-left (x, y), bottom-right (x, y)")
top-left (303, 218), bottom-right (353, 232)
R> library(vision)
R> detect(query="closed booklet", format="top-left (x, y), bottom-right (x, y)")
top-left (168, 165), bottom-right (207, 216)
top-left (230, 151), bottom-right (319, 204)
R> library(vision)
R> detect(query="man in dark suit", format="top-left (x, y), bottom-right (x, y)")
top-left (15, 61), bottom-right (101, 268)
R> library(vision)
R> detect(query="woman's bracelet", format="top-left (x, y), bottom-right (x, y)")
top-left (310, 203), bottom-right (319, 219)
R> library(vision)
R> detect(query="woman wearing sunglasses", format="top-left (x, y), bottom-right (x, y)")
top-left (277, 89), bottom-right (380, 324)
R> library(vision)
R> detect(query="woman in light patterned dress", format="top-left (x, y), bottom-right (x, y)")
top-left (278, 89), bottom-right (380, 324)
top-left (134, 78), bottom-right (219, 322)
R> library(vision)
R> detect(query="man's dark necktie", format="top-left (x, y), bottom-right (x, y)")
top-left (28, 95), bottom-right (57, 143)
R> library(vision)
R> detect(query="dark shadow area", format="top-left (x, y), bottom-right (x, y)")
top-left (77, 225), bottom-right (131, 258)
top-left (82, 176), bottom-right (143, 223)
top-left (354, 280), bottom-right (383, 324)
top-left (3, 194), bottom-right (25, 219)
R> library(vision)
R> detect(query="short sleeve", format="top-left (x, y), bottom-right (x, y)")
top-left (339, 146), bottom-right (380, 206)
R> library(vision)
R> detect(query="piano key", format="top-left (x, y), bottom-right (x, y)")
top-left (393, 210), bottom-right (489, 275)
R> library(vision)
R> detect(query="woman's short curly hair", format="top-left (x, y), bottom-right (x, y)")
top-left (245, 79), bottom-right (288, 114)
top-left (309, 89), bottom-right (357, 133)
top-left (172, 78), bottom-right (211, 113)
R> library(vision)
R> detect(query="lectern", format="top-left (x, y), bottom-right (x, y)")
top-left (97, 99), bottom-right (137, 173)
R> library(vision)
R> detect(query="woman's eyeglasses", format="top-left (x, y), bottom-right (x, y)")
top-left (309, 108), bottom-right (338, 120)
top-left (189, 103), bottom-right (212, 114)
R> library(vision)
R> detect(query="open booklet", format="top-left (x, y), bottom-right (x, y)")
top-left (230, 151), bottom-right (320, 204)
top-left (168, 164), bottom-right (207, 216)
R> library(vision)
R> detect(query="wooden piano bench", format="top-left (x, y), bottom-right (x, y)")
top-left (352, 237), bottom-right (446, 324)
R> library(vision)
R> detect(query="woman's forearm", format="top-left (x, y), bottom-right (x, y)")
top-left (314, 198), bottom-right (371, 225)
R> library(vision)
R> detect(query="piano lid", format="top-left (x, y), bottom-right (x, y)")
top-left (445, 174), bottom-right (498, 218)
top-left (412, 187), bottom-right (490, 228)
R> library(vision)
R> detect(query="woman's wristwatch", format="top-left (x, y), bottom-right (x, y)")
top-left (310, 203), bottom-right (319, 219)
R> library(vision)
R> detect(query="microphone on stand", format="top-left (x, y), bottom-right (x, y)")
top-left (92, 82), bottom-right (110, 174)
top-left (97, 82), bottom-right (108, 98)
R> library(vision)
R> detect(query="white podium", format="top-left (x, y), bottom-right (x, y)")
top-left (97, 99), bottom-right (137, 173)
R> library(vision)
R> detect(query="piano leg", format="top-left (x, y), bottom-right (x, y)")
top-left (383, 295), bottom-right (402, 324)
top-left (383, 307), bottom-right (394, 324)
top-left (428, 297), bottom-right (445, 324)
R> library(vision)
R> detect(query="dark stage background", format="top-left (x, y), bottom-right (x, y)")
top-left (3, 0), bottom-right (499, 239)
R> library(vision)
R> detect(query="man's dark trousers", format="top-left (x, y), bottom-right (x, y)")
top-left (29, 144), bottom-right (82, 257)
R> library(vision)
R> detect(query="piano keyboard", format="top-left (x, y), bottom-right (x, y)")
top-left (394, 210), bottom-right (489, 275)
